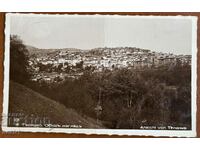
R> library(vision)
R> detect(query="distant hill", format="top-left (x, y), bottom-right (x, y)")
top-left (25, 45), bottom-right (83, 57)
top-left (8, 81), bottom-right (104, 128)
top-left (26, 45), bottom-right (59, 57)
top-left (25, 45), bottom-right (39, 55)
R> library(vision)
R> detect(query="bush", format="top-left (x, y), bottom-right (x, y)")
top-left (10, 35), bottom-right (31, 84)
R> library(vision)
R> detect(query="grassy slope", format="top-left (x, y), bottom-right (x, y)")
top-left (9, 81), bottom-right (103, 128)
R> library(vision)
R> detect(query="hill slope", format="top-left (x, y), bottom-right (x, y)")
top-left (8, 81), bottom-right (103, 128)
top-left (26, 45), bottom-right (82, 57)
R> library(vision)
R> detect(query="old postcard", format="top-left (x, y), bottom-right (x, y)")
top-left (2, 13), bottom-right (197, 137)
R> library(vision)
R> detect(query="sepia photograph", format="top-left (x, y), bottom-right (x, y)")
top-left (2, 13), bottom-right (197, 137)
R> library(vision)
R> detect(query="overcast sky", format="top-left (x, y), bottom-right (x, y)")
top-left (10, 15), bottom-right (193, 54)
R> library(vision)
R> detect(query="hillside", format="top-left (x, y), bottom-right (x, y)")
top-left (26, 45), bottom-right (59, 57)
top-left (8, 81), bottom-right (104, 128)
top-left (26, 45), bottom-right (82, 57)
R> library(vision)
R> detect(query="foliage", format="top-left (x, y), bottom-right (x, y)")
top-left (30, 63), bottom-right (191, 129)
top-left (10, 35), bottom-right (31, 84)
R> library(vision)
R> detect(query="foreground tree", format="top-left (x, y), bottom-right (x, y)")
top-left (10, 35), bottom-right (31, 84)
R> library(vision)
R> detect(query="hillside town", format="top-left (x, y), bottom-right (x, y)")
top-left (28, 47), bottom-right (191, 83)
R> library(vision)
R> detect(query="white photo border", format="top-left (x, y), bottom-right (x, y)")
top-left (2, 13), bottom-right (198, 137)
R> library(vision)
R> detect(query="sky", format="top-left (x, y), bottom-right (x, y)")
top-left (10, 14), bottom-right (193, 54)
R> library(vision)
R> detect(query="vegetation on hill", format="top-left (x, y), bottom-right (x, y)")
top-left (30, 64), bottom-right (191, 129)
top-left (10, 35), bottom-right (31, 84)
top-left (9, 81), bottom-right (103, 128)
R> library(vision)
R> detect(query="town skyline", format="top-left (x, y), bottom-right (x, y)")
top-left (25, 42), bottom-right (191, 55)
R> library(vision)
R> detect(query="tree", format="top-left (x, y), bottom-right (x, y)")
top-left (10, 35), bottom-right (31, 84)
top-left (75, 61), bottom-right (83, 70)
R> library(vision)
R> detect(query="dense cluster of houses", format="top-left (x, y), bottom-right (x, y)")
top-left (29, 47), bottom-right (191, 83)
